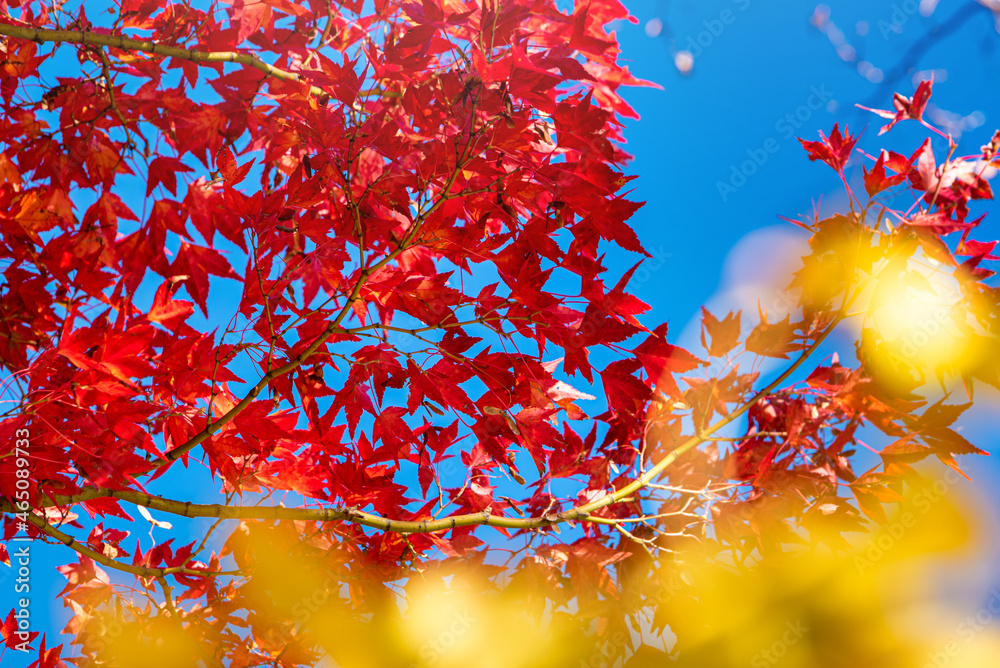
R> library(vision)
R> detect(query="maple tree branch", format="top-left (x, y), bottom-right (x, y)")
top-left (23, 512), bottom-right (233, 579)
top-left (348, 312), bottom-right (528, 337)
top-left (554, 313), bottom-right (848, 522)
top-left (613, 524), bottom-right (657, 559)
top-left (250, 233), bottom-right (278, 375)
top-left (156, 575), bottom-right (178, 616)
top-left (8, 487), bottom-right (553, 532)
top-left (302, 0), bottom-right (337, 68)
top-left (29, 488), bottom-right (540, 532)
top-left (854, 2), bottom-right (989, 129)
top-left (155, 272), bottom-right (381, 468)
top-left (703, 431), bottom-right (787, 441)
top-left (155, 257), bottom-right (392, 468)
top-left (0, 23), bottom-right (328, 99)
top-left (95, 45), bottom-right (149, 158)
top-left (3, 312), bottom-right (845, 538)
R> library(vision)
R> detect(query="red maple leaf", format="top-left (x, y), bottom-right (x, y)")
top-left (863, 150), bottom-right (910, 197)
top-left (857, 78), bottom-right (934, 135)
top-left (798, 123), bottom-right (860, 172)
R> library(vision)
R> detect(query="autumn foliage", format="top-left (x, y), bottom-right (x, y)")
top-left (1, 0), bottom-right (999, 666)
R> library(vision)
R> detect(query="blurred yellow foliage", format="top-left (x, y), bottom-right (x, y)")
top-left (645, 475), bottom-right (999, 668)
top-left (84, 473), bottom-right (999, 668)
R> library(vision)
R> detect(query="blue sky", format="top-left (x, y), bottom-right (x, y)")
top-left (5, 1), bottom-right (1000, 664)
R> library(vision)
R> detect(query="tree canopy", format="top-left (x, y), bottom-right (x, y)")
top-left (1, 1), bottom-right (999, 666)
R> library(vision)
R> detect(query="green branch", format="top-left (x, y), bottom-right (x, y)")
top-left (0, 23), bottom-right (328, 98)
top-left (24, 512), bottom-right (236, 578)
top-left (3, 314), bottom-right (843, 539)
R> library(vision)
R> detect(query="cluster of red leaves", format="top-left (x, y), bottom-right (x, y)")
top-left (0, 0), bottom-right (997, 665)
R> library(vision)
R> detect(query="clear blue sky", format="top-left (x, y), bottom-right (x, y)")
top-left (5, 1), bottom-right (1000, 664)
